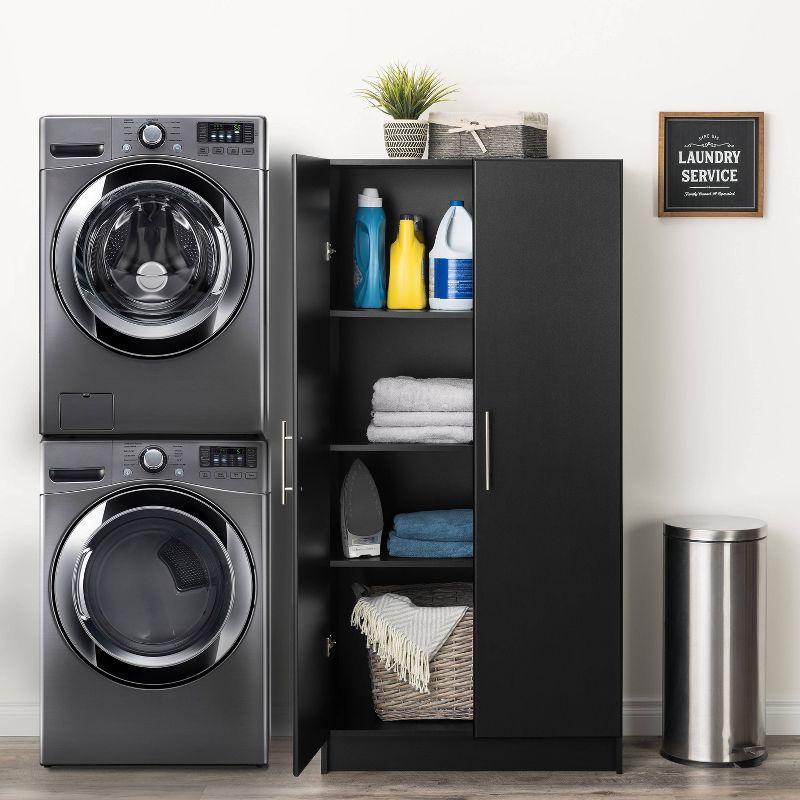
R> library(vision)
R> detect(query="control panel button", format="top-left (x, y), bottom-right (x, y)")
top-left (174, 467), bottom-right (184, 477)
top-left (199, 470), bottom-right (211, 479)
top-left (227, 147), bottom-right (239, 155)
top-left (172, 143), bottom-right (182, 153)
top-left (242, 147), bottom-right (255, 155)
top-left (123, 467), bottom-right (133, 478)
top-left (231, 471), bottom-right (242, 479)
top-left (139, 123), bottom-right (166, 149)
top-left (211, 146), bottom-right (224, 154)
top-left (245, 472), bottom-right (257, 480)
top-left (140, 446), bottom-right (167, 473)
top-left (198, 146), bottom-right (209, 155)
top-left (214, 470), bottom-right (226, 479)
top-left (122, 143), bottom-right (132, 152)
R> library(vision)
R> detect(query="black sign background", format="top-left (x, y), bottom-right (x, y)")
top-left (660, 114), bottom-right (763, 216)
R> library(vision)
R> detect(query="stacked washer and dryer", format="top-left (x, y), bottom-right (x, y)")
top-left (39, 116), bottom-right (269, 765)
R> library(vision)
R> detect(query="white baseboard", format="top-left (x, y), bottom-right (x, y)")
top-left (622, 699), bottom-right (663, 735)
top-left (623, 699), bottom-right (800, 736)
top-left (0, 703), bottom-right (38, 736)
top-left (3, 700), bottom-right (800, 738)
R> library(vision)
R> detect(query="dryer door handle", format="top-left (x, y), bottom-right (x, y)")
top-left (281, 420), bottom-right (294, 506)
top-left (74, 547), bottom-right (92, 621)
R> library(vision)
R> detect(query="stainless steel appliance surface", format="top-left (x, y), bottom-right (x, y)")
top-left (41, 439), bottom-right (268, 766)
top-left (40, 116), bottom-right (267, 436)
top-left (662, 515), bottom-right (767, 768)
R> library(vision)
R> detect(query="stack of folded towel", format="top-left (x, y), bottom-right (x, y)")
top-left (367, 377), bottom-right (473, 443)
top-left (387, 509), bottom-right (473, 558)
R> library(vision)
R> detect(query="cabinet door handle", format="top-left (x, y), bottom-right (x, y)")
top-left (484, 410), bottom-right (491, 491)
top-left (281, 419), bottom-right (294, 506)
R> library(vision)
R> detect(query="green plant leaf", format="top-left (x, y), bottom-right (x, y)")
top-left (355, 63), bottom-right (458, 119)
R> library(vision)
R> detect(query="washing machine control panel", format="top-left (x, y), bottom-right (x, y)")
top-left (110, 116), bottom-right (266, 169)
top-left (114, 440), bottom-right (266, 492)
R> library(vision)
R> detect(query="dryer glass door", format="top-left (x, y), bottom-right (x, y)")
top-left (52, 488), bottom-right (254, 686)
top-left (54, 163), bottom-right (251, 357)
top-left (76, 505), bottom-right (235, 664)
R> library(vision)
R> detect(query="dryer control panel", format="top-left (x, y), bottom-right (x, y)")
top-left (41, 439), bottom-right (267, 494)
top-left (118, 440), bottom-right (265, 490)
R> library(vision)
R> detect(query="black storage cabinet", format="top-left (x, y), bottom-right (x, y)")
top-left (272, 157), bottom-right (622, 775)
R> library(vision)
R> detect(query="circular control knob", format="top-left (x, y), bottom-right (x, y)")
top-left (139, 123), bottom-right (165, 149)
top-left (140, 446), bottom-right (167, 473)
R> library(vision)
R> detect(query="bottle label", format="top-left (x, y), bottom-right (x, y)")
top-left (433, 258), bottom-right (472, 300)
top-left (354, 260), bottom-right (363, 289)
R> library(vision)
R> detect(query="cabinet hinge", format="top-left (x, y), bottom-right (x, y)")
top-left (326, 635), bottom-right (337, 657)
top-left (325, 241), bottom-right (336, 262)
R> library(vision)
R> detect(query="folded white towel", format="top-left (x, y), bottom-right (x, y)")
top-left (371, 410), bottom-right (473, 428)
top-left (372, 377), bottom-right (473, 412)
top-left (367, 424), bottom-right (473, 444)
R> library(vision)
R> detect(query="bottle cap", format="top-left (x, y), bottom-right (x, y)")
top-left (358, 188), bottom-right (383, 207)
top-left (450, 200), bottom-right (464, 206)
top-left (399, 213), bottom-right (414, 220)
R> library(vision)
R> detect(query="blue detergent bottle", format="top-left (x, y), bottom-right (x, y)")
top-left (353, 188), bottom-right (386, 308)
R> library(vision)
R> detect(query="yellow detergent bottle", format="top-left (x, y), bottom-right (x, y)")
top-left (387, 215), bottom-right (426, 309)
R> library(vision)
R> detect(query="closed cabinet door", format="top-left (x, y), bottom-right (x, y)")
top-left (473, 160), bottom-right (621, 738)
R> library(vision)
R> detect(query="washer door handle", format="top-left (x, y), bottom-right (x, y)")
top-left (74, 547), bottom-right (92, 621)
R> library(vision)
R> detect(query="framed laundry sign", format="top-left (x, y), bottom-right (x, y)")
top-left (658, 112), bottom-right (764, 217)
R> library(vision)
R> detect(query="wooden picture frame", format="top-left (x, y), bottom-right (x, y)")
top-left (658, 112), bottom-right (764, 217)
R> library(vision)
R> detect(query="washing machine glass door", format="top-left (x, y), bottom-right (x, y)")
top-left (54, 163), bottom-right (251, 357)
top-left (52, 488), bottom-right (254, 686)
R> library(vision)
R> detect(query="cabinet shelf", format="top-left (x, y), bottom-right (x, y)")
top-left (330, 442), bottom-right (473, 453)
top-left (330, 158), bottom-right (473, 169)
top-left (332, 713), bottom-right (473, 735)
top-left (330, 309), bottom-right (473, 320)
top-left (330, 555), bottom-right (473, 569)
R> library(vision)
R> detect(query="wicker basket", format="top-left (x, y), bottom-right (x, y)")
top-left (428, 111), bottom-right (548, 159)
top-left (365, 583), bottom-right (473, 721)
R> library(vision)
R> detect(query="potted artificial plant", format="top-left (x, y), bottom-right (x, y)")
top-left (356, 63), bottom-right (458, 158)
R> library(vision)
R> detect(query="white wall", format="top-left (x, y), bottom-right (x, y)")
top-left (2, 0), bottom-right (799, 736)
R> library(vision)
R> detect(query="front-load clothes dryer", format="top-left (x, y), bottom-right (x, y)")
top-left (40, 116), bottom-right (267, 436)
top-left (41, 439), bottom-right (268, 765)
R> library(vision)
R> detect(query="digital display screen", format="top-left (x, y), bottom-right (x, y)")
top-left (197, 122), bottom-right (254, 145)
top-left (199, 446), bottom-right (257, 469)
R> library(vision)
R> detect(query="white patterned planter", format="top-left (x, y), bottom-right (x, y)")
top-left (383, 120), bottom-right (428, 159)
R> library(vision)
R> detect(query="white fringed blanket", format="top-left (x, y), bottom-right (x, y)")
top-left (351, 593), bottom-right (468, 693)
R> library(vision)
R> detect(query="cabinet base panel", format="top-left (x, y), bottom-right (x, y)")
top-left (326, 730), bottom-right (621, 772)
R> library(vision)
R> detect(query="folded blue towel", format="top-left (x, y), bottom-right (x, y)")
top-left (387, 532), bottom-right (473, 559)
top-left (393, 509), bottom-right (473, 542)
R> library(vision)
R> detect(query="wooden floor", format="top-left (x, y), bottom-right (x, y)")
top-left (2, 737), bottom-right (799, 800)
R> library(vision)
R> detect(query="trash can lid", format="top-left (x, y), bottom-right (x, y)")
top-left (663, 515), bottom-right (767, 543)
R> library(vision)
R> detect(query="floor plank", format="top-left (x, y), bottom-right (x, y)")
top-left (1, 737), bottom-right (798, 800)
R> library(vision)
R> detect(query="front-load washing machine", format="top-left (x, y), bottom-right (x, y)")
top-left (41, 439), bottom-right (267, 765)
top-left (40, 116), bottom-right (267, 436)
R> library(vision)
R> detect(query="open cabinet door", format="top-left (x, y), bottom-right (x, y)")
top-left (292, 155), bottom-right (332, 775)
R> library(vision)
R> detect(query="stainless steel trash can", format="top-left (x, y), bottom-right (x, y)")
top-left (662, 515), bottom-right (767, 768)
